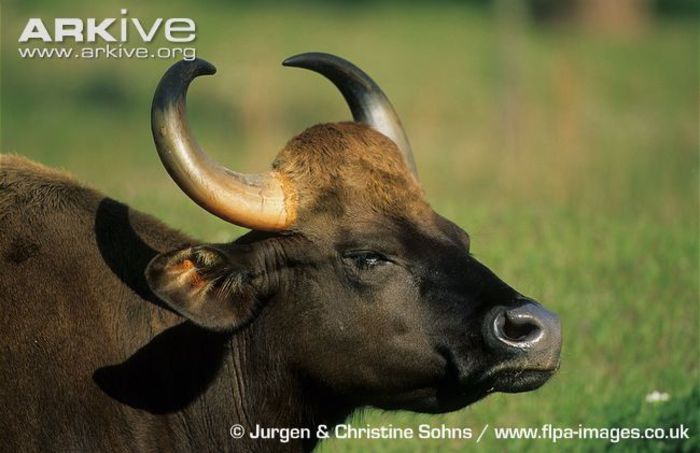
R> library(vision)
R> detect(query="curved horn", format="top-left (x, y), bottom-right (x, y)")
top-left (151, 59), bottom-right (296, 231)
top-left (283, 52), bottom-right (417, 176)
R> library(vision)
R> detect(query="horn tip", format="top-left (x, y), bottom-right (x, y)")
top-left (168, 58), bottom-right (217, 78)
top-left (282, 52), bottom-right (336, 68)
top-left (191, 58), bottom-right (217, 76)
top-left (282, 54), bottom-right (305, 68)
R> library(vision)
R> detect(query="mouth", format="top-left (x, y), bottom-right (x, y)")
top-left (376, 363), bottom-right (558, 415)
top-left (372, 347), bottom-right (560, 415)
top-left (476, 366), bottom-right (559, 393)
top-left (404, 352), bottom-right (559, 413)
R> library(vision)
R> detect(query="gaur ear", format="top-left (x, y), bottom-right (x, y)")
top-left (145, 245), bottom-right (261, 331)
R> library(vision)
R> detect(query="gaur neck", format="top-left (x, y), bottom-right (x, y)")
top-left (97, 302), bottom-right (350, 452)
top-left (171, 318), bottom-right (353, 452)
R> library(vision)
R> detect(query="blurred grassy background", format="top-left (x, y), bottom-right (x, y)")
top-left (2, 0), bottom-right (698, 451)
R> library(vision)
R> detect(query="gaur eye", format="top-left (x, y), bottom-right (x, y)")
top-left (344, 251), bottom-right (389, 270)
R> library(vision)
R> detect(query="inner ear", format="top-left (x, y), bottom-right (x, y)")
top-left (145, 245), bottom-right (260, 331)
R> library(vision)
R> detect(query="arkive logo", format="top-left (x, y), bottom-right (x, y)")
top-left (18, 9), bottom-right (196, 43)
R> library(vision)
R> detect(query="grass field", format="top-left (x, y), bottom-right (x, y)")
top-left (2, 1), bottom-right (698, 451)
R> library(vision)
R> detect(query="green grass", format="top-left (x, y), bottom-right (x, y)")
top-left (2, 2), bottom-right (698, 451)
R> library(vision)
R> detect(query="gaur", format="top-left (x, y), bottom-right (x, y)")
top-left (0, 53), bottom-right (561, 452)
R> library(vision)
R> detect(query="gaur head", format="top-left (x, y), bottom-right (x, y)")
top-left (146, 53), bottom-right (562, 413)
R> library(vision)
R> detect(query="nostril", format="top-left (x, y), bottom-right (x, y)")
top-left (492, 309), bottom-right (546, 348)
top-left (499, 313), bottom-right (541, 342)
top-left (485, 302), bottom-right (561, 357)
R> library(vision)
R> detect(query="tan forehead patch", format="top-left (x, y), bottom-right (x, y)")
top-left (273, 122), bottom-right (430, 221)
